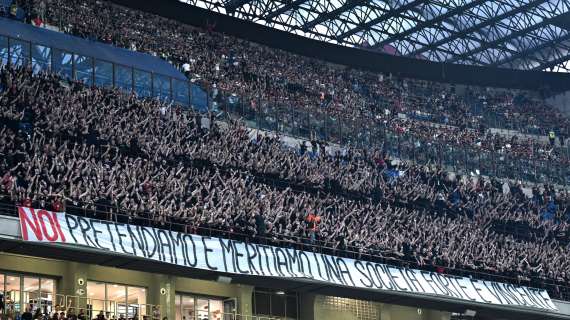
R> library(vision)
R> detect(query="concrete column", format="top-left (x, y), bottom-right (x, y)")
top-left (298, 293), bottom-right (316, 320)
top-left (380, 303), bottom-right (392, 320)
top-left (61, 262), bottom-right (89, 311)
top-left (235, 284), bottom-right (253, 316)
top-left (148, 274), bottom-right (175, 320)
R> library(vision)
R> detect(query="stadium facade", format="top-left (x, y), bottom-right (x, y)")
top-left (2, 0), bottom-right (570, 319)
top-left (2, 208), bottom-right (570, 320)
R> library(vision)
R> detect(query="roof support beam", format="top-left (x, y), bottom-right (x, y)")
top-left (264, 0), bottom-right (310, 20)
top-left (533, 51), bottom-right (570, 70)
top-left (492, 32), bottom-right (570, 67)
top-left (446, 18), bottom-right (553, 63)
top-left (408, 0), bottom-right (548, 56)
top-left (336, 0), bottom-right (425, 39)
top-left (301, 0), bottom-right (366, 30)
top-left (371, 0), bottom-right (487, 48)
top-left (225, 0), bottom-right (254, 12)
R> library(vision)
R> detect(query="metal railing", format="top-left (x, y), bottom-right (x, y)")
top-left (2, 32), bottom-right (570, 186)
top-left (215, 314), bottom-right (281, 320)
top-left (54, 294), bottom-right (158, 320)
top-left (1, 200), bottom-right (569, 302)
top-left (9, 2), bottom-right (570, 186)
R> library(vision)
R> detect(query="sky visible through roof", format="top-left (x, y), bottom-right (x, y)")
top-left (181, 0), bottom-right (570, 72)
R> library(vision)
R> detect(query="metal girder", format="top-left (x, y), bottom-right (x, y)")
top-left (225, 0), bottom-right (254, 12)
top-left (335, 0), bottom-right (424, 39)
top-left (492, 32), bottom-right (570, 67)
top-left (447, 20), bottom-right (554, 63)
top-left (408, 0), bottom-right (548, 57)
top-left (445, 0), bottom-right (570, 63)
top-left (302, 0), bottom-right (366, 30)
top-left (533, 44), bottom-right (570, 70)
top-left (545, 60), bottom-right (570, 72)
top-left (264, 0), bottom-right (311, 20)
top-left (185, 0), bottom-right (570, 71)
top-left (371, 0), bottom-right (488, 48)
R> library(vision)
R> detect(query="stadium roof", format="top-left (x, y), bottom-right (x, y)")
top-left (181, 0), bottom-right (570, 72)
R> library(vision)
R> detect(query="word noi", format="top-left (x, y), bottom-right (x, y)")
top-left (18, 207), bottom-right (558, 311)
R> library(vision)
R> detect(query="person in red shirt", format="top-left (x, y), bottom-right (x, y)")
top-left (52, 197), bottom-right (64, 212)
top-left (32, 16), bottom-right (43, 27)
top-left (21, 197), bottom-right (33, 208)
top-left (305, 207), bottom-right (321, 244)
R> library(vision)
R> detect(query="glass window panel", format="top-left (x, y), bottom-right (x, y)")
top-left (0, 36), bottom-right (8, 66)
top-left (172, 79), bottom-right (189, 107)
top-left (126, 287), bottom-right (145, 319)
top-left (5, 275), bottom-right (21, 314)
top-left (107, 284), bottom-right (126, 318)
top-left (153, 74), bottom-right (171, 102)
top-left (9, 39), bottom-right (30, 67)
top-left (52, 49), bottom-right (73, 80)
top-left (31, 45), bottom-right (51, 74)
top-left (94, 60), bottom-right (113, 88)
top-left (40, 279), bottom-right (54, 315)
top-left (175, 295), bottom-right (181, 320)
top-left (115, 65), bottom-right (132, 92)
top-left (134, 69), bottom-right (151, 98)
top-left (23, 277), bottom-right (39, 311)
top-left (195, 299), bottom-right (208, 320)
top-left (271, 294), bottom-right (285, 317)
top-left (75, 55), bottom-right (93, 86)
top-left (87, 281), bottom-right (106, 316)
top-left (253, 292), bottom-right (269, 316)
top-left (190, 84), bottom-right (208, 113)
top-left (208, 300), bottom-right (222, 320)
top-left (181, 296), bottom-right (194, 320)
top-left (0, 274), bottom-right (4, 315)
top-left (286, 295), bottom-right (298, 318)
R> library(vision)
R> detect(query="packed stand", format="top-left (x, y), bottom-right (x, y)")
top-left (15, 0), bottom-right (570, 185)
top-left (1, 66), bottom-right (570, 300)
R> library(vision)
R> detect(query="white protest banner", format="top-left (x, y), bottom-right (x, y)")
top-left (18, 207), bottom-right (558, 311)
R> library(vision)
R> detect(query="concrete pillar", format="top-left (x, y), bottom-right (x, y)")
top-left (380, 303), bottom-right (392, 320)
top-left (148, 274), bottom-right (174, 320)
top-left (298, 293), bottom-right (316, 320)
top-left (61, 262), bottom-right (89, 312)
top-left (235, 284), bottom-right (253, 316)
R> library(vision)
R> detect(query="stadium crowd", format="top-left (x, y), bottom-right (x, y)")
top-left (1, 66), bottom-right (570, 300)
top-left (21, 0), bottom-right (570, 185)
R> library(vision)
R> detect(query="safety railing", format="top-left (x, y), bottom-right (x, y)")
top-left (0, 31), bottom-right (198, 109)
top-left (2, 42), bottom-right (569, 186)
top-left (52, 294), bottom-right (158, 320)
top-left (1, 200), bottom-right (569, 302)
top-left (215, 314), bottom-right (281, 320)
top-left (5, 5), bottom-right (569, 186)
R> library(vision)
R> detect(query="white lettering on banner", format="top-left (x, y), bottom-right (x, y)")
top-left (18, 207), bottom-right (558, 311)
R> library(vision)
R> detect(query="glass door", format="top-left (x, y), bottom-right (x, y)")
top-left (208, 300), bottom-right (222, 320)
top-left (195, 298), bottom-right (209, 320)
top-left (5, 275), bottom-right (21, 317)
top-left (222, 299), bottom-right (236, 320)
top-left (0, 274), bottom-right (4, 316)
top-left (23, 277), bottom-right (40, 312)
top-left (181, 295), bottom-right (195, 320)
top-left (175, 295), bottom-right (236, 320)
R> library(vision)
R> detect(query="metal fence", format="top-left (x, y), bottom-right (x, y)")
top-left (209, 94), bottom-right (570, 185)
